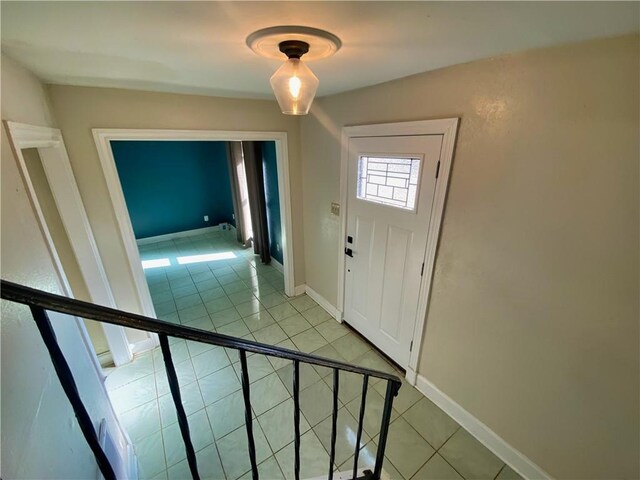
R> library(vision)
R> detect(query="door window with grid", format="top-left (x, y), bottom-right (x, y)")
top-left (356, 155), bottom-right (421, 211)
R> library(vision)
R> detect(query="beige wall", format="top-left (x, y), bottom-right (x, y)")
top-left (47, 86), bottom-right (305, 322)
top-left (1, 53), bottom-right (127, 478)
top-left (6, 33), bottom-right (637, 478)
top-left (21, 148), bottom-right (92, 303)
top-left (21, 148), bottom-right (110, 355)
top-left (300, 35), bottom-right (639, 479)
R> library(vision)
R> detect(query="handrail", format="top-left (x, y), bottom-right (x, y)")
top-left (1, 279), bottom-right (402, 480)
top-left (1, 280), bottom-right (402, 385)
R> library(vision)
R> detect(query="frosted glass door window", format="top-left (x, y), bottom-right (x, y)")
top-left (357, 156), bottom-right (421, 211)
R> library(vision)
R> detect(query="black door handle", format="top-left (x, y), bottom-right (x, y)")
top-left (345, 248), bottom-right (354, 257)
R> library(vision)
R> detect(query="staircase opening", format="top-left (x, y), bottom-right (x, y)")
top-left (2, 281), bottom-right (402, 479)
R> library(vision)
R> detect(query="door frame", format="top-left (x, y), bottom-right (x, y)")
top-left (4, 121), bottom-right (133, 367)
top-left (338, 118), bottom-right (459, 382)
top-left (92, 128), bottom-right (296, 308)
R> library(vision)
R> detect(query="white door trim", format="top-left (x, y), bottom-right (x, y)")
top-left (4, 121), bottom-right (133, 366)
top-left (91, 129), bottom-right (296, 308)
top-left (338, 118), bottom-right (459, 376)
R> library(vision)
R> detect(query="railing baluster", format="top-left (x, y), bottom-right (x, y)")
top-left (293, 360), bottom-right (301, 480)
top-left (159, 334), bottom-right (200, 480)
top-left (2, 281), bottom-right (405, 480)
top-left (373, 380), bottom-right (400, 480)
top-left (1, 281), bottom-right (403, 384)
top-left (328, 369), bottom-right (340, 480)
top-left (29, 306), bottom-right (116, 480)
top-left (239, 350), bottom-right (259, 479)
top-left (352, 374), bottom-right (369, 479)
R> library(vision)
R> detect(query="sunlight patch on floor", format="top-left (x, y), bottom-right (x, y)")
top-left (177, 251), bottom-right (237, 265)
top-left (141, 258), bottom-right (171, 269)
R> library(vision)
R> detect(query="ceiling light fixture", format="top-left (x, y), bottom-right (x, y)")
top-left (270, 40), bottom-right (317, 115)
top-left (247, 26), bottom-right (341, 115)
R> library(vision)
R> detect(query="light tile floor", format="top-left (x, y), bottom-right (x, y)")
top-left (105, 231), bottom-right (520, 480)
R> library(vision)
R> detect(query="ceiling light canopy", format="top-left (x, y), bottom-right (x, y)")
top-left (247, 26), bottom-right (341, 115)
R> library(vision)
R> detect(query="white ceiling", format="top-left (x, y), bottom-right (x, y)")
top-left (2, 1), bottom-right (638, 99)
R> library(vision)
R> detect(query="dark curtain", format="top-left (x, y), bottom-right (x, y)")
top-left (226, 142), bottom-right (248, 244)
top-left (242, 141), bottom-right (271, 264)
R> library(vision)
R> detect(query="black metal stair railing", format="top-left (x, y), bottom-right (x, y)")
top-left (1, 280), bottom-right (402, 480)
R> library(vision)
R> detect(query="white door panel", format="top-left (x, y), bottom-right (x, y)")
top-left (344, 135), bottom-right (443, 367)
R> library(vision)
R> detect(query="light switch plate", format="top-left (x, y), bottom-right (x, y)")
top-left (330, 202), bottom-right (340, 216)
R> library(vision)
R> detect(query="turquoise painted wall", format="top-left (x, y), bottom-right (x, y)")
top-left (261, 141), bottom-right (283, 264)
top-left (112, 141), bottom-right (235, 239)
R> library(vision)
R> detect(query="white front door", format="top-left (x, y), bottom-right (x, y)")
top-left (344, 134), bottom-right (443, 368)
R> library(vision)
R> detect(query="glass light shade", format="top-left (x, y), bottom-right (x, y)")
top-left (270, 58), bottom-right (319, 115)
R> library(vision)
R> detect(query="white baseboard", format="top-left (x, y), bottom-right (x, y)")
top-left (415, 374), bottom-right (550, 480)
top-left (271, 257), bottom-right (284, 273)
top-left (98, 419), bottom-right (138, 480)
top-left (304, 285), bottom-right (342, 321)
top-left (126, 444), bottom-right (138, 480)
top-left (136, 225), bottom-right (224, 245)
top-left (130, 337), bottom-right (157, 355)
top-left (293, 284), bottom-right (307, 296)
top-left (96, 351), bottom-right (114, 368)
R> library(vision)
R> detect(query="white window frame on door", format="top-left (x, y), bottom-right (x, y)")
top-left (92, 129), bottom-right (296, 316)
top-left (5, 121), bottom-right (133, 367)
top-left (338, 118), bottom-right (459, 383)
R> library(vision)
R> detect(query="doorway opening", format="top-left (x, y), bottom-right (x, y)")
top-left (5, 121), bottom-right (137, 477)
top-left (93, 128), bottom-right (296, 336)
top-left (22, 147), bottom-right (114, 365)
top-left (5, 121), bottom-right (136, 371)
top-left (108, 139), bottom-right (287, 337)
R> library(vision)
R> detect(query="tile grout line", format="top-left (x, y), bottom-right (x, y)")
top-left (493, 463), bottom-right (507, 480)
top-left (128, 232), bottom-right (471, 480)
top-left (432, 426), bottom-right (470, 480)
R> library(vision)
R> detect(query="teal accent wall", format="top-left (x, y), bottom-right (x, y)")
top-left (261, 141), bottom-right (283, 264)
top-left (111, 141), bottom-right (234, 239)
